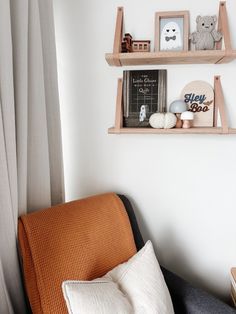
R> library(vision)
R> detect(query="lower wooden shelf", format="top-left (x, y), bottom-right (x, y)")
top-left (109, 76), bottom-right (235, 136)
top-left (108, 127), bottom-right (236, 135)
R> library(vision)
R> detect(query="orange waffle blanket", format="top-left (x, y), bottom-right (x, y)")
top-left (18, 192), bottom-right (137, 314)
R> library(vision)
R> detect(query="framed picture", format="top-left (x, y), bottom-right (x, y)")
top-left (155, 11), bottom-right (190, 52)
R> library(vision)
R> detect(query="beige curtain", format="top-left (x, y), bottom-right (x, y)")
top-left (0, 0), bottom-right (64, 312)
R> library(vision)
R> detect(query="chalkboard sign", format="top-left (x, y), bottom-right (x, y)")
top-left (123, 70), bottom-right (167, 127)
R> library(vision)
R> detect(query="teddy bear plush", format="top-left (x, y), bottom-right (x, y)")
top-left (190, 15), bottom-right (222, 50)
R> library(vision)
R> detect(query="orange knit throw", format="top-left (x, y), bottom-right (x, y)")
top-left (18, 193), bottom-right (137, 314)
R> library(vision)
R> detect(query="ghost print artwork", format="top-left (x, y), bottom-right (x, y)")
top-left (155, 12), bottom-right (189, 52)
top-left (160, 21), bottom-right (182, 50)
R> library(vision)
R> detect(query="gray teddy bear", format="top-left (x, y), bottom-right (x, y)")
top-left (190, 15), bottom-right (222, 50)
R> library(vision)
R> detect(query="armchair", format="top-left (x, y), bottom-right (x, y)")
top-left (18, 193), bottom-right (235, 314)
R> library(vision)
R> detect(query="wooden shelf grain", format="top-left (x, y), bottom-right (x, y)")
top-left (108, 127), bottom-right (236, 135)
top-left (105, 50), bottom-right (236, 67)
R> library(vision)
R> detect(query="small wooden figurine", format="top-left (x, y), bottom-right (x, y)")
top-left (121, 33), bottom-right (151, 53)
top-left (122, 33), bottom-right (133, 52)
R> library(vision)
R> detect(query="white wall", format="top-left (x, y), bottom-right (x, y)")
top-left (53, 0), bottom-right (236, 300)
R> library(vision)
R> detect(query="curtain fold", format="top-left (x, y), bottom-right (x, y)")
top-left (0, 262), bottom-right (14, 314)
top-left (0, 0), bottom-right (64, 312)
top-left (38, 0), bottom-right (65, 206)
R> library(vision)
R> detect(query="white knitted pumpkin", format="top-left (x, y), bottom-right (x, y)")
top-left (149, 112), bottom-right (177, 129)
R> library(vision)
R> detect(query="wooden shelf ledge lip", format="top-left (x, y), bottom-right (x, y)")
top-left (108, 127), bottom-right (236, 135)
top-left (105, 50), bottom-right (236, 66)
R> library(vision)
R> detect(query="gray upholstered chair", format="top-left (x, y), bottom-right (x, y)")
top-left (119, 194), bottom-right (235, 314)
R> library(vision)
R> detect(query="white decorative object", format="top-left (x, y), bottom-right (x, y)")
top-left (62, 241), bottom-right (174, 314)
top-left (139, 105), bottom-right (148, 122)
top-left (149, 112), bottom-right (177, 129)
top-left (181, 81), bottom-right (214, 127)
top-left (180, 111), bottom-right (194, 128)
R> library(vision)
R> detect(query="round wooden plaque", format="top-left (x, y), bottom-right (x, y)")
top-left (181, 81), bottom-right (214, 127)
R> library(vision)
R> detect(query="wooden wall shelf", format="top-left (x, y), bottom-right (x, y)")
top-left (108, 127), bottom-right (236, 135)
top-left (108, 76), bottom-right (236, 135)
top-left (107, 3), bottom-right (236, 135)
top-left (106, 2), bottom-right (236, 67)
top-left (105, 50), bottom-right (236, 67)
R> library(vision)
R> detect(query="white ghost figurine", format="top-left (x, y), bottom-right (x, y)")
top-left (160, 21), bottom-right (182, 50)
top-left (139, 105), bottom-right (147, 122)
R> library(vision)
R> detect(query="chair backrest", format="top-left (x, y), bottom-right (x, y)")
top-left (18, 193), bottom-right (137, 314)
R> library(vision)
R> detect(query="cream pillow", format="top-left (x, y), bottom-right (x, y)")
top-left (62, 241), bottom-right (174, 314)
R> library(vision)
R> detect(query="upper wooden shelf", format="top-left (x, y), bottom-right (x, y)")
top-left (105, 50), bottom-right (236, 66)
top-left (106, 2), bottom-right (236, 67)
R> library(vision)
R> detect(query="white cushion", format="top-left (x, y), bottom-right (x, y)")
top-left (62, 241), bottom-right (174, 314)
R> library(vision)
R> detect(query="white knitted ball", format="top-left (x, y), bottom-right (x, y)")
top-left (164, 112), bottom-right (177, 128)
top-left (149, 112), bottom-right (177, 129)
